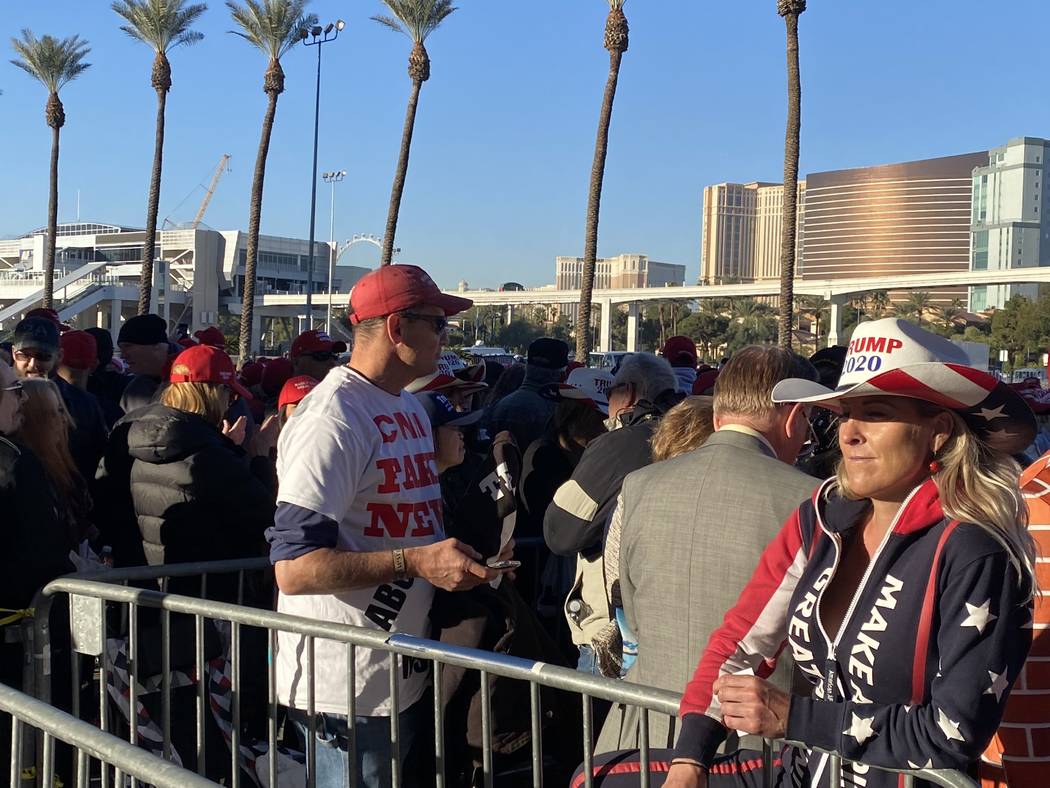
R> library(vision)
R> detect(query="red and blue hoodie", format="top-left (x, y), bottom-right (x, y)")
top-left (674, 478), bottom-right (1034, 787)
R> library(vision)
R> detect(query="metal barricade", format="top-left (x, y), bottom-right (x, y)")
top-left (34, 573), bottom-right (979, 788)
top-left (0, 682), bottom-right (221, 788)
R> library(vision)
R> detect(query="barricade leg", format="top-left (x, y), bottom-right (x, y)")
top-left (432, 659), bottom-right (444, 788)
top-left (529, 681), bottom-right (543, 788)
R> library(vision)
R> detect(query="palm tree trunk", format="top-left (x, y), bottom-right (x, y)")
top-left (138, 87), bottom-right (168, 316)
top-left (239, 90), bottom-right (279, 364)
top-left (44, 122), bottom-right (60, 309)
top-left (381, 78), bottom-right (422, 267)
top-left (576, 48), bottom-right (624, 362)
top-left (776, 12), bottom-right (802, 349)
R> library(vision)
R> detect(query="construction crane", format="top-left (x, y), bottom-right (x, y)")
top-left (190, 154), bottom-right (231, 229)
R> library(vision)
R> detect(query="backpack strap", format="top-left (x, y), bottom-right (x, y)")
top-left (910, 519), bottom-right (961, 704)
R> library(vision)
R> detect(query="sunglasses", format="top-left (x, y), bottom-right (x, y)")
top-left (14, 349), bottom-right (54, 363)
top-left (399, 312), bottom-right (449, 334)
top-left (306, 351), bottom-right (338, 362)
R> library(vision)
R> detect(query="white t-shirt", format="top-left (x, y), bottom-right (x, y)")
top-left (274, 366), bottom-right (443, 716)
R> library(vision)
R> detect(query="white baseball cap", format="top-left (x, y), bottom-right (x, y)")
top-left (541, 367), bottom-right (615, 415)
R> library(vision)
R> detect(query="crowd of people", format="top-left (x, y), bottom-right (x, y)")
top-left (0, 262), bottom-right (1048, 788)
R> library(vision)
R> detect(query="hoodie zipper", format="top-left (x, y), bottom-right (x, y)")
top-left (813, 483), bottom-right (924, 701)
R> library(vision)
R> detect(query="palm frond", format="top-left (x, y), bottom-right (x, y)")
top-left (374, 0), bottom-right (456, 43)
top-left (112, 0), bottom-right (208, 53)
top-left (10, 29), bottom-right (91, 93)
top-left (227, 0), bottom-right (315, 60)
top-left (609, 0), bottom-right (627, 8)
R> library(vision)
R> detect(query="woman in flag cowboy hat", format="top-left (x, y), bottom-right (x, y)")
top-left (646, 318), bottom-right (1039, 788)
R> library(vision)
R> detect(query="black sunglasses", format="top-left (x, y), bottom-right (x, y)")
top-left (399, 312), bottom-right (449, 334)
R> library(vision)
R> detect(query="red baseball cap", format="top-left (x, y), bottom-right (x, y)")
top-left (278, 375), bottom-right (319, 410)
top-left (261, 356), bottom-right (294, 397)
top-left (26, 307), bottom-right (72, 333)
top-left (176, 337), bottom-right (197, 349)
top-left (169, 345), bottom-right (252, 400)
top-left (349, 264), bottom-right (473, 324)
top-left (193, 326), bottom-right (226, 349)
top-left (59, 330), bottom-right (98, 370)
top-left (661, 335), bottom-right (698, 366)
top-left (290, 329), bottom-right (347, 358)
top-left (239, 360), bottom-right (265, 388)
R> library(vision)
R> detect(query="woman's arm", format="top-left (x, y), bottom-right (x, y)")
top-left (786, 547), bottom-right (1032, 771)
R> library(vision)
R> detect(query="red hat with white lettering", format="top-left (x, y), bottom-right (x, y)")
top-left (349, 264), bottom-right (472, 324)
top-left (290, 329), bottom-right (346, 358)
top-left (169, 345), bottom-right (252, 401)
top-left (772, 317), bottom-right (1034, 453)
top-left (278, 375), bottom-right (319, 410)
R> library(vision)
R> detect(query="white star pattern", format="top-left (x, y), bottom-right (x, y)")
top-left (843, 712), bottom-right (877, 744)
top-left (985, 670), bottom-right (1009, 702)
top-left (907, 759), bottom-right (934, 770)
top-left (987, 428), bottom-right (1017, 441)
top-left (977, 405), bottom-right (1007, 422)
top-left (960, 599), bottom-right (997, 634)
top-left (937, 708), bottom-right (964, 742)
top-left (903, 704), bottom-right (914, 713)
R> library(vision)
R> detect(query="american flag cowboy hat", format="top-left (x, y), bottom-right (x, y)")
top-left (772, 317), bottom-right (1036, 454)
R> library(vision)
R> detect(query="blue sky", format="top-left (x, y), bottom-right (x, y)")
top-left (2, 0), bottom-right (1048, 289)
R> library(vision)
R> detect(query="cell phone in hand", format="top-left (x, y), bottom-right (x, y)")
top-left (486, 559), bottom-right (521, 570)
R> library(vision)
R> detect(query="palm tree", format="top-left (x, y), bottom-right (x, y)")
top-left (775, 0), bottom-right (806, 349)
top-left (575, 0), bottom-right (629, 363)
top-left (10, 31), bottom-right (91, 309)
top-left (868, 289), bottom-right (890, 318)
top-left (373, 0), bottom-right (457, 267)
top-left (113, 0), bottom-right (207, 316)
top-left (895, 291), bottom-right (932, 327)
top-left (228, 0), bottom-right (316, 362)
top-left (937, 297), bottom-right (965, 332)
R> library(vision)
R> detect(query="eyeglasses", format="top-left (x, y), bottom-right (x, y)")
top-left (306, 351), bottom-right (338, 362)
top-left (13, 349), bottom-right (54, 363)
top-left (399, 312), bottom-right (448, 334)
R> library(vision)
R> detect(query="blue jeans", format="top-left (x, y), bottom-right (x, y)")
top-left (290, 698), bottom-right (427, 788)
top-left (577, 644), bottom-right (600, 675)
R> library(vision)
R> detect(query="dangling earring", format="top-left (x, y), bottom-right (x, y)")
top-left (929, 458), bottom-right (942, 474)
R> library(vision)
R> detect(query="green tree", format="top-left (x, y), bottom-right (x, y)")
top-left (10, 30), bottom-right (91, 309)
top-left (373, 0), bottom-right (456, 267)
top-left (867, 289), bottom-right (891, 318)
top-left (497, 319), bottom-right (544, 354)
top-left (775, 0), bottom-right (805, 348)
top-left (228, 0), bottom-right (316, 362)
top-left (113, 0), bottom-right (207, 316)
top-left (576, 0), bottom-right (629, 362)
top-left (895, 291), bottom-right (932, 327)
top-left (677, 311), bottom-right (730, 359)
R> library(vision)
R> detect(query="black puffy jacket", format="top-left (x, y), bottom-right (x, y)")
top-left (126, 405), bottom-right (275, 573)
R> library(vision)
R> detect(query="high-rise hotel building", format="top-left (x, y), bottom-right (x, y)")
top-left (969, 137), bottom-right (1050, 310)
top-left (699, 181), bottom-right (804, 283)
top-left (801, 151), bottom-right (986, 304)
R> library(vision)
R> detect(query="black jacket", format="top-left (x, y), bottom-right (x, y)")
top-left (55, 376), bottom-right (108, 486)
top-left (0, 435), bottom-right (74, 611)
top-left (543, 393), bottom-right (681, 558)
top-left (126, 405), bottom-right (275, 573)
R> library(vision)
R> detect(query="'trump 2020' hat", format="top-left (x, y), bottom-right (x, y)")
top-left (349, 264), bottom-right (473, 324)
top-left (541, 367), bottom-right (615, 415)
top-left (772, 317), bottom-right (1035, 453)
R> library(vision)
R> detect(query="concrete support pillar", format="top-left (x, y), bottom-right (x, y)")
top-left (109, 299), bottom-right (121, 344)
top-left (598, 298), bottom-right (613, 353)
top-left (626, 302), bottom-right (639, 352)
top-left (251, 311), bottom-right (262, 356)
top-left (827, 295), bottom-right (845, 347)
top-left (505, 304), bottom-right (514, 326)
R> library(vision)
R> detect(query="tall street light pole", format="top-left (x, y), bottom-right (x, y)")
top-left (302, 19), bottom-right (344, 330)
top-left (322, 170), bottom-right (347, 335)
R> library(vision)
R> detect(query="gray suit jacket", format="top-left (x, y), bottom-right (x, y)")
top-left (596, 429), bottom-right (819, 753)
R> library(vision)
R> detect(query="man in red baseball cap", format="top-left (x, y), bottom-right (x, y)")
top-left (290, 329), bottom-right (347, 381)
top-left (661, 335), bottom-right (699, 394)
top-left (57, 330), bottom-right (98, 391)
top-left (268, 264), bottom-right (500, 785)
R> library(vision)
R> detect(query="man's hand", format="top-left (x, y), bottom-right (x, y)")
top-left (713, 674), bottom-right (790, 739)
top-left (406, 539), bottom-right (499, 591)
top-left (663, 762), bottom-right (707, 788)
